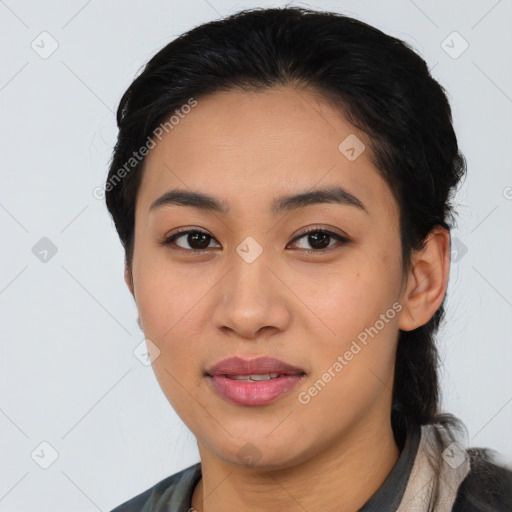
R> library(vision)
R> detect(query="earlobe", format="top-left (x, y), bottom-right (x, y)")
top-left (397, 226), bottom-right (451, 332)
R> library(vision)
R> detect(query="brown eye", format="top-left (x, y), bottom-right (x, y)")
top-left (289, 229), bottom-right (350, 252)
top-left (159, 229), bottom-right (221, 251)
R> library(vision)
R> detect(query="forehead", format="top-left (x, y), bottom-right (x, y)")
top-left (136, 86), bottom-right (399, 222)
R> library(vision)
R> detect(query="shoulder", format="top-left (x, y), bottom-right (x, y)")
top-left (452, 448), bottom-right (512, 511)
top-left (109, 462), bottom-right (201, 512)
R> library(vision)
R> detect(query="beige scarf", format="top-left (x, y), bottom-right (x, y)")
top-left (397, 423), bottom-right (471, 511)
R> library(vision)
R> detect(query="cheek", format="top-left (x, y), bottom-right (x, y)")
top-left (295, 256), bottom-right (399, 342)
top-left (136, 268), bottom-right (207, 414)
top-left (295, 270), bottom-right (399, 427)
top-left (134, 257), bottom-right (211, 342)
top-left (295, 252), bottom-right (401, 406)
top-left (134, 251), bottom-right (228, 340)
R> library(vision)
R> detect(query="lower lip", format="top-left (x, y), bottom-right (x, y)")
top-left (207, 374), bottom-right (305, 406)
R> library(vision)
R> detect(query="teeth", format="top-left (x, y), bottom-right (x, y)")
top-left (228, 373), bottom-right (281, 381)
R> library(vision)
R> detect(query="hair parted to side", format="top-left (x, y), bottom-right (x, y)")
top-left (105, 6), bottom-right (467, 446)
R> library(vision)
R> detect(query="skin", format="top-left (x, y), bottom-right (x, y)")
top-left (124, 86), bottom-right (450, 512)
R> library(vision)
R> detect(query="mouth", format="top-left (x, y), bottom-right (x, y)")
top-left (205, 356), bottom-right (306, 406)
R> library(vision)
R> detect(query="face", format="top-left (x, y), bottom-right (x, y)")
top-left (127, 86), bottom-right (409, 470)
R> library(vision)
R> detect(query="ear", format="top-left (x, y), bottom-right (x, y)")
top-left (124, 265), bottom-right (135, 297)
top-left (397, 226), bottom-right (451, 331)
top-left (124, 265), bottom-right (144, 330)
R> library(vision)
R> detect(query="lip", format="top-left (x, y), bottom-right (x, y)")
top-left (205, 356), bottom-right (306, 377)
top-left (205, 356), bottom-right (306, 407)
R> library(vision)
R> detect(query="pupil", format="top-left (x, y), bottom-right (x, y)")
top-left (189, 232), bottom-right (210, 249)
top-left (309, 231), bottom-right (329, 249)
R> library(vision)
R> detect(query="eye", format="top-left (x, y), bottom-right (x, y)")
top-left (288, 228), bottom-right (350, 252)
top-left (158, 227), bottom-right (350, 253)
top-left (158, 228), bottom-right (221, 251)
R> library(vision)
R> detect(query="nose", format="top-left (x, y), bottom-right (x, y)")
top-left (212, 247), bottom-right (291, 340)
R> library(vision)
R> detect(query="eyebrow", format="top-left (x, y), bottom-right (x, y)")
top-left (149, 186), bottom-right (368, 215)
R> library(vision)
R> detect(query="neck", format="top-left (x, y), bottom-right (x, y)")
top-left (191, 413), bottom-right (400, 512)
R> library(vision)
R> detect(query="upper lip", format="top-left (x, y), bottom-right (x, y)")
top-left (206, 356), bottom-right (306, 377)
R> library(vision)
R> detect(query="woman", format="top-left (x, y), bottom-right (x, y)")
top-left (105, 6), bottom-right (512, 511)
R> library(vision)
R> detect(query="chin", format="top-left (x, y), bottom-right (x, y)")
top-left (211, 435), bottom-right (310, 471)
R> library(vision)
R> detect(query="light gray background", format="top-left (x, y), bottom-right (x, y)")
top-left (1, 0), bottom-right (511, 510)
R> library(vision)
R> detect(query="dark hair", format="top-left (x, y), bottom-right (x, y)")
top-left (105, 6), bottom-right (467, 444)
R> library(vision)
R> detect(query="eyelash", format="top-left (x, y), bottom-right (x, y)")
top-left (158, 226), bottom-right (351, 254)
